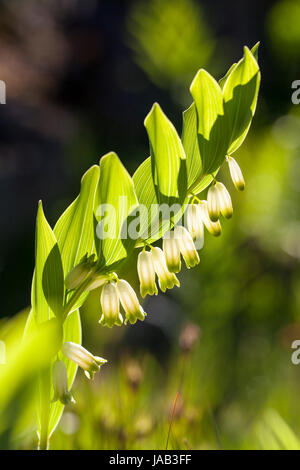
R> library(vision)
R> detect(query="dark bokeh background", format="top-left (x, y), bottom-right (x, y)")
top-left (0, 0), bottom-right (293, 317)
top-left (2, 0), bottom-right (300, 450)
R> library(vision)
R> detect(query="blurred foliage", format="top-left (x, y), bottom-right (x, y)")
top-left (126, 0), bottom-right (215, 104)
top-left (267, 0), bottom-right (300, 60)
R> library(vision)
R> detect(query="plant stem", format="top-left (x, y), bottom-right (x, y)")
top-left (62, 275), bottom-right (94, 322)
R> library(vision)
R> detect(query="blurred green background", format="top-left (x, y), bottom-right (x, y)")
top-left (1, 0), bottom-right (300, 450)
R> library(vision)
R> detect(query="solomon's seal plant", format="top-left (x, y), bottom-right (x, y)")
top-left (23, 44), bottom-right (260, 448)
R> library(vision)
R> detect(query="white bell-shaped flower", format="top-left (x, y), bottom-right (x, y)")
top-left (62, 341), bottom-right (107, 380)
top-left (199, 201), bottom-right (222, 236)
top-left (207, 184), bottom-right (220, 222)
top-left (227, 156), bottom-right (245, 191)
top-left (117, 279), bottom-right (146, 325)
top-left (137, 250), bottom-right (158, 297)
top-left (151, 247), bottom-right (180, 292)
top-left (174, 225), bottom-right (200, 269)
top-left (52, 360), bottom-right (75, 405)
top-left (186, 204), bottom-right (204, 249)
top-left (100, 282), bottom-right (123, 328)
top-left (215, 182), bottom-right (233, 219)
top-left (163, 230), bottom-right (181, 273)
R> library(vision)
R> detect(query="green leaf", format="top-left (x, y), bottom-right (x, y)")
top-left (48, 165), bottom-right (99, 437)
top-left (32, 201), bottom-right (64, 321)
top-left (54, 165), bottom-right (100, 280)
top-left (96, 152), bottom-right (139, 269)
top-left (133, 157), bottom-right (186, 247)
top-left (54, 165), bottom-right (99, 312)
top-left (251, 41), bottom-right (260, 61)
top-left (144, 103), bottom-right (187, 204)
top-left (219, 63), bottom-right (237, 89)
top-left (219, 43), bottom-right (259, 89)
top-left (0, 313), bottom-right (61, 442)
top-left (222, 46), bottom-right (260, 154)
top-left (182, 102), bottom-right (217, 195)
top-left (190, 69), bottom-right (229, 174)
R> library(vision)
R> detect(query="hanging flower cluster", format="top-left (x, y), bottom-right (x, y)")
top-left (135, 156), bottom-right (245, 302)
top-left (95, 155), bottom-right (246, 334)
top-left (51, 154), bottom-right (245, 398)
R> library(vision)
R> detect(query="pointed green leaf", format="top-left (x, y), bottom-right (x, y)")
top-left (182, 103), bottom-right (217, 195)
top-left (144, 103), bottom-right (187, 204)
top-left (96, 152), bottom-right (139, 269)
top-left (133, 157), bottom-right (186, 247)
top-left (219, 63), bottom-right (237, 89)
top-left (32, 202), bottom-right (64, 321)
top-left (190, 69), bottom-right (229, 174)
top-left (219, 43), bottom-right (259, 89)
top-left (54, 165), bottom-right (99, 312)
top-left (222, 46), bottom-right (260, 154)
top-left (54, 165), bottom-right (100, 279)
top-left (251, 41), bottom-right (260, 61)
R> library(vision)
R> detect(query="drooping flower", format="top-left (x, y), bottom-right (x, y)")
top-left (62, 341), bottom-right (107, 380)
top-left (186, 204), bottom-right (204, 249)
top-left (227, 156), bottom-right (245, 191)
top-left (52, 360), bottom-right (75, 405)
top-left (199, 201), bottom-right (222, 236)
top-left (174, 225), bottom-right (200, 269)
top-left (65, 254), bottom-right (95, 290)
top-left (163, 230), bottom-right (181, 273)
top-left (137, 250), bottom-right (158, 297)
top-left (215, 182), bottom-right (233, 219)
top-left (151, 247), bottom-right (180, 292)
top-left (100, 282), bottom-right (123, 327)
top-left (117, 279), bottom-right (146, 325)
top-left (207, 184), bottom-right (220, 222)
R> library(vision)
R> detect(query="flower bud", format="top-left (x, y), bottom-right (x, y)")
top-left (174, 225), bottom-right (200, 269)
top-left (151, 247), bottom-right (180, 292)
top-left (65, 264), bottom-right (91, 290)
top-left (215, 182), bottom-right (233, 219)
top-left (65, 254), bottom-right (96, 290)
top-left (137, 250), bottom-right (158, 297)
top-left (100, 282), bottom-right (123, 328)
top-left (227, 156), bottom-right (245, 191)
top-left (52, 360), bottom-right (75, 405)
top-left (199, 201), bottom-right (222, 236)
top-left (207, 184), bottom-right (220, 222)
top-left (62, 341), bottom-right (107, 380)
top-left (163, 231), bottom-right (181, 273)
top-left (186, 204), bottom-right (204, 249)
top-left (117, 279), bottom-right (146, 325)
